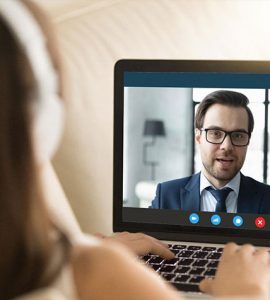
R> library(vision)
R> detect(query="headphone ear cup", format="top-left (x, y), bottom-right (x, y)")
top-left (33, 94), bottom-right (64, 163)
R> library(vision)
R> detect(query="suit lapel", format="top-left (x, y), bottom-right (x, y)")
top-left (178, 173), bottom-right (261, 213)
top-left (237, 174), bottom-right (260, 213)
top-left (180, 173), bottom-right (201, 211)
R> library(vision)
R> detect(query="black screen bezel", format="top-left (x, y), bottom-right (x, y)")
top-left (113, 59), bottom-right (270, 246)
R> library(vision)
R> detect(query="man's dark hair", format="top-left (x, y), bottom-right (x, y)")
top-left (195, 90), bottom-right (254, 134)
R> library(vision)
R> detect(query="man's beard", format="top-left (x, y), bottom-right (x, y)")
top-left (202, 161), bottom-right (240, 183)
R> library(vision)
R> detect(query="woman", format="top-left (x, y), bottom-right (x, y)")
top-left (0, 1), bottom-right (270, 299)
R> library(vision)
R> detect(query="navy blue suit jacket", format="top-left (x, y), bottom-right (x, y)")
top-left (150, 173), bottom-right (270, 214)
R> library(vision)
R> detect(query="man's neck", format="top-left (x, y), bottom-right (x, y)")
top-left (201, 170), bottom-right (239, 189)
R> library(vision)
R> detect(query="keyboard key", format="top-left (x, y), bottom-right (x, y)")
top-left (189, 267), bottom-right (205, 275)
top-left (204, 268), bottom-right (216, 276)
top-left (189, 276), bottom-right (204, 283)
top-left (172, 244), bottom-right (187, 250)
top-left (207, 252), bottom-right (221, 260)
top-left (192, 251), bottom-right (208, 259)
top-left (148, 257), bottom-right (164, 264)
top-left (179, 250), bottom-right (193, 257)
top-left (217, 247), bottom-right (224, 252)
top-left (207, 260), bottom-right (219, 268)
top-left (171, 249), bottom-right (181, 255)
top-left (163, 258), bottom-right (179, 265)
top-left (159, 265), bottom-right (175, 273)
top-left (174, 266), bottom-right (190, 274)
top-left (142, 255), bottom-right (151, 262)
top-left (179, 258), bottom-right (194, 266)
top-left (187, 246), bottom-right (202, 251)
top-left (193, 259), bottom-right (208, 267)
top-left (202, 247), bottom-right (217, 252)
top-left (162, 273), bottom-right (175, 281)
top-left (149, 264), bottom-right (160, 271)
top-left (175, 275), bottom-right (190, 283)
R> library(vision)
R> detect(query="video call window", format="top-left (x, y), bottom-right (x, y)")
top-left (193, 88), bottom-right (267, 183)
top-left (123, 87), bottom-right (270, 209)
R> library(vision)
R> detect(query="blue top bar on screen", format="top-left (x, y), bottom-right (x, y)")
top-left (124, 72), bottom-right (270, 88)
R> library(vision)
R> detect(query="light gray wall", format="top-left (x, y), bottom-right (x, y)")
top-left (123, 87), bottom-right (194, 207)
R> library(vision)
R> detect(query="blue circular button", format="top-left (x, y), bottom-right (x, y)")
top-left (211, 214), bottom-right (221, 225)
top-left (189, 213), bottom-right (200, 224)
top-left (233, 215), bottom-right (243, 227)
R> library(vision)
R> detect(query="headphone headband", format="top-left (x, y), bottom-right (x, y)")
top-left (0, 0), bottom-right (58, 98)
top-left (0, 0), bottom-right (64, 162)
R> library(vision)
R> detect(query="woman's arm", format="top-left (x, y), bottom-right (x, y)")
top-left (72, 241), bottom-right (181, 300)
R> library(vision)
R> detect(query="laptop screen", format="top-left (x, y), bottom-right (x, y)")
top-left (113, 60), bottom-right (270, 246)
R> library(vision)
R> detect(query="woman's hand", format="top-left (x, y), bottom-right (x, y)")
top-left (95, 231), bottom-right (174, 259)
top-left (200, 242), bottom-right (270, 299)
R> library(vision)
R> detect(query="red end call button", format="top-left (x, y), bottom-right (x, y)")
top-left (255, 217), bottom-right (266, 228)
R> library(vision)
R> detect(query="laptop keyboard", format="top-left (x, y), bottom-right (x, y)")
top-left (142, 244), bottom-right (223, 293)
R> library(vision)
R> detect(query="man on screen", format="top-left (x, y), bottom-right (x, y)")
top-left (150, 90), bottom-right (270, 213)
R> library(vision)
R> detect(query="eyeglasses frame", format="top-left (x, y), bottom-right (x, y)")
top-left (200, 128), bottom-right (251, 147)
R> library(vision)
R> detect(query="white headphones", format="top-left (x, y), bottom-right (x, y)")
top-left (0, 0), bottom-right (64, 162)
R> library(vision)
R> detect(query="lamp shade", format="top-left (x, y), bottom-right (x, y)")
top-left (143, 120), bottom-right (166, 137)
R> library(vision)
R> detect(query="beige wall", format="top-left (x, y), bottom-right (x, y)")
top-left (35, 0), bottom-right (270, 235)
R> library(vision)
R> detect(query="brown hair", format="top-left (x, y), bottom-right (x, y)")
top-left (0, 2), bottom-right (69, 299)
top-left (195, 90), bottom-right (254, 134)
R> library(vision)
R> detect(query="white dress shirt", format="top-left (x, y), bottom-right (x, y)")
top-left (200, 172), bottom-right (240, 213)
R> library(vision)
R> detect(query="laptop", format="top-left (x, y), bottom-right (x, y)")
top-left (113, 59), bottom-right (270, 299)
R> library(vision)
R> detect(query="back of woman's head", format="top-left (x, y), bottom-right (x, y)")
top-left (0, 1), bottom-right (69, 298)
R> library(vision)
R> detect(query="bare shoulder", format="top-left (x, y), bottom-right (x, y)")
top-left (71, 242), bottom-right (181, 300)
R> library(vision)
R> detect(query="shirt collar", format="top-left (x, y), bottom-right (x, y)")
top-left (200, 172), bottom-right (240, 196)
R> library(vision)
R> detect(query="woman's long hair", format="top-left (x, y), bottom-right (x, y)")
top-left (0, 5), bottom-right (70, 299)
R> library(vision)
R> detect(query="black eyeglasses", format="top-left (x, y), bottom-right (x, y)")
top-left (200, 128), bottom-right (250, 147)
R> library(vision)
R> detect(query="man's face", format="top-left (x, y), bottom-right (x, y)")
top-left (195, 103), bottom-right (250, 188)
